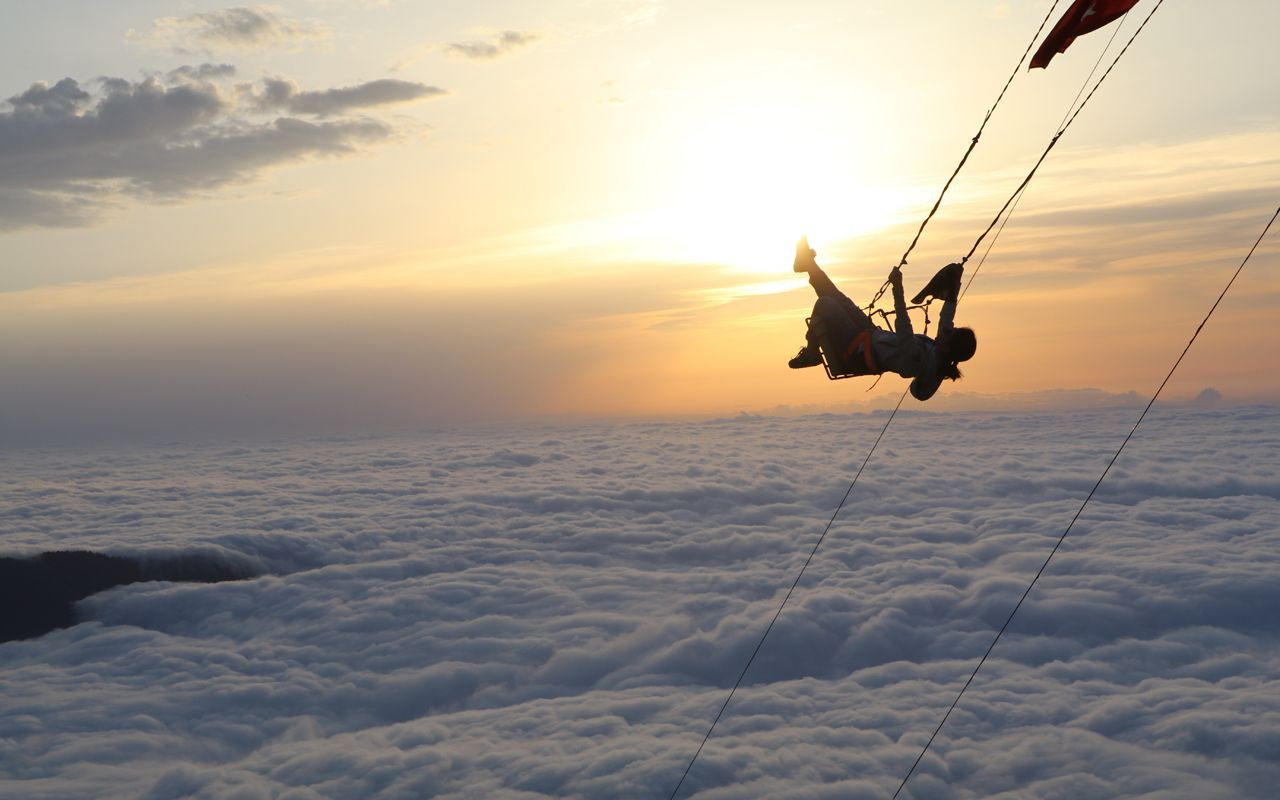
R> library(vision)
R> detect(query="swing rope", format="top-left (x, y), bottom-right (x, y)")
top-left (873, 0), bottom-right (1163, 315)
top-left (964, 0), bottom-right (1166, 265)
top-left (667, 3), bottom-right (1169, 797)
top-left (893, 0), bottom-right (1066, 272)
top-left (890, 201), bottom-right (1280, 799)
top-left (665, 390), bottom-right (910, 800)
top-left (962, 9), bottom-right (1133, 302)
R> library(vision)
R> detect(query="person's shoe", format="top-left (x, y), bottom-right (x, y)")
top-left (911, 261), bottom-right (964, 304)
top-left (794, 236), bottom-right (818, 272)
top-left (788, 345), bottom-right (823, 369)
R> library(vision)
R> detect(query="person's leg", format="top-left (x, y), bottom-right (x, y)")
top-left (796, 295), bottom-right (880, 374)
top-left (789, 295), bottom-right (847, 369)
top-left (795, 238), bottom-right (856, 304)
top-left (804, 264), bottom-right (846, 301)
top-left (809, 296), bottom-right (863, 348)
top-left (801, 263), bottom-right (877, 335)
top-left (791, 239), bottom-right (874, 369)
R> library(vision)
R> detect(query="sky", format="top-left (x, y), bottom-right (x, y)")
top-left (2, 406), bottom-right (1278, 798)
top-left (2, 1), bottom-right (1278, 443)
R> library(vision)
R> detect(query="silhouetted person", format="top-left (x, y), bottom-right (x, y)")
top-left (789, 238), bottom-right (976, 401)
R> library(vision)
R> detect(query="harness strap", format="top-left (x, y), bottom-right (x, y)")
top-left (844, 329), bottom-right (877, 372)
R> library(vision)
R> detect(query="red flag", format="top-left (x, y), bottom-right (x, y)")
top-left (1030, 0), bottom-right (1141, 69)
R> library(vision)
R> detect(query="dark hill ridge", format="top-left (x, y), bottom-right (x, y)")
top-left (0, 550), bottom-right (258, 643)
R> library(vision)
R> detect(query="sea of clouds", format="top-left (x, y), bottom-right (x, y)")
top-left (2, 405), bottom-right (1278, 799)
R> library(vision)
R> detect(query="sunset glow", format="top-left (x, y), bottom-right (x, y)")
top-left (1, 1), bottom-right (1276, 441)
top-left (5, 5), bottom-right (1280, 797)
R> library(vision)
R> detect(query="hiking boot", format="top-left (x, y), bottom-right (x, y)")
top-left (794, 236), bottom-right (818, 273)
top-left (911, 261), bottom-right (964, 304)
top-left (788, 345), bottom-right (823, 369)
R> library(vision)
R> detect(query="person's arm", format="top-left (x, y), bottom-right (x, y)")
top-left (910, 373), bottom-right (941, 402)
top-left (937, 293), bottom-right (958, 336)
top-left (914, 261), bottom-right (963, 335)
top-left (888, 266), bottom-right (913, 341)
top-left (893, 266), bottom-right (933, 394)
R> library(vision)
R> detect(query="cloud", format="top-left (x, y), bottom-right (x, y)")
top-left (137, 6), bottom-right (330, 53)
top-left (167, 63), bottom-right (239, 82)
top-left (0, 250), bottom-right (716, 444)
top-left (251, 77), bottom-right (447, 116)
top-left (445, 30), bottom-right (541, 61)
top-left (1014, 184), bottom-right (1280, 233)
top-left (1193, 387), bottom-right (1223, 405)
top-left (0, 69), bottom-right (445, 231)
top-left (1, 406), bottom-right (1278, 797)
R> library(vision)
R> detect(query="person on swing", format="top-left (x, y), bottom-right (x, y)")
top-left (788, 237), bottom-right (977, 401)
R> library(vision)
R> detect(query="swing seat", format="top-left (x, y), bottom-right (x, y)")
top-left (808, 316), bottom-right (880, 381)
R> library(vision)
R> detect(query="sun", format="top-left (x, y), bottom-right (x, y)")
top-left (655, 99), bottom-right (907, 274)
top-left (531, 83), bottom-right (919, 278)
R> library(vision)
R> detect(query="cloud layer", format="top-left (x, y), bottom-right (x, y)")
top-left (1, 406), bottom-right (1278, 797)
top-left (0, 67), bottom-right (445, 230)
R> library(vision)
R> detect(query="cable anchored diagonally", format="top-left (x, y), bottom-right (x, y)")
top-left (870, 0), bottom-right (1065, 315)
top-left (666, 390), bottom-right (910, 800)
top-left (894, 7), bottom-right (1173, 796)
top-left (964, 0), bottom-right (1167, 265)
top-left (1054, 8), bottom-right (1131, 133)
top-left (894, 0), bottom-right (1066, 271)
top-left (960, 10), bottom-right (1133, 302)
top-left (667, 3), bottom-right (1170, 798)
top-left (891, 201), bottom-right (1280, 800)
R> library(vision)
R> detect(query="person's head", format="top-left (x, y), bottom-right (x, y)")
top-left (939, 327), bottom-right (977, 381)
top-left (949, 327), bottom-right (977, 363)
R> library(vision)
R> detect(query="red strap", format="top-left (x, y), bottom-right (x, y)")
top-left (844, 329), bottom-right (877, 371)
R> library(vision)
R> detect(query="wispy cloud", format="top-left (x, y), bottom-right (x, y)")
top-left (132, 6), bottom-right (330, 53)
top-left (249, 77), bottom-right (447, 116)
top-left (445, 30), bottom-right (541, 61)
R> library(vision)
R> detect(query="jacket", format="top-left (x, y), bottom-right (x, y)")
top-left (870, 281), bottom-right (958, 401)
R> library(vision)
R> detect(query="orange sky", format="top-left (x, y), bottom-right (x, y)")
top-left (1, 1), bottom-right (1277, 442)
